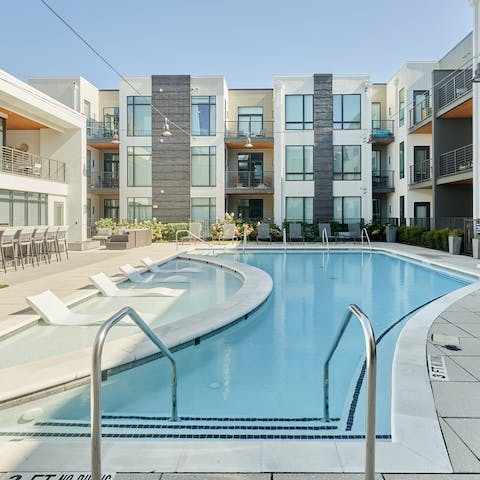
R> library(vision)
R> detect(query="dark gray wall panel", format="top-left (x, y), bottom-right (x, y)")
top-left (313, 74), bottom-right (333, 221)
top-left (152, 75), bottom-right (191, 223)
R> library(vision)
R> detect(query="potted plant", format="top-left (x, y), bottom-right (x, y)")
top-left (448, 228), bottom-right (463, 255)
top-left (385, 224), bottom-right (397, 243)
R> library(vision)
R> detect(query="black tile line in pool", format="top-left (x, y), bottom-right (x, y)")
top-left (101, 414), bottom-right (340, 422)
top-left (345, 293), bottom-right (446, 431)
top-left (0, 431), bottom-right (392, 440)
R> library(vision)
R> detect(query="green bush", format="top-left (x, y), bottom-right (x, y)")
top-left (397, 225), bottom-right (456, 252)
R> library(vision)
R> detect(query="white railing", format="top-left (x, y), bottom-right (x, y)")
top-left (0, 145), bottom-right (66, 182)
top-left (322, 228), bottom-right (330, 250)
top-left (361, 228), bottom-right (372, 251)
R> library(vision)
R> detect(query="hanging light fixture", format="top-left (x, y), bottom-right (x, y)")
top-left (244, 136), bottom-right (253, 148)
top-left (162, 117), bottom-right (173, 137)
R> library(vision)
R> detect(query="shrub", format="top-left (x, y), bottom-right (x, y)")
top-left (95, 218), bottom-right (116, 229)
top-left (397, 225), bottom-right (455, 253)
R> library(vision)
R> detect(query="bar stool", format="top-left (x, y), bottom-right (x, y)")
top-left (44, 226), bottom-right (60, 263)
top-left (31, 226), bottom-right (49, 266)
top-left (56, 225), bottom-right (69, 260)
top-left (15, 226), bottom-right (36, 269)
top-left (0, 227), bottom-right (18, 273)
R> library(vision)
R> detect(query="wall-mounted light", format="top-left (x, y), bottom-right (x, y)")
top-left (162, 117), bottom-right (172, 137)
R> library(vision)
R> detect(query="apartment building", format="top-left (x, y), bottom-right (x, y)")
top-left (0, 70), bottom-right (86, 242)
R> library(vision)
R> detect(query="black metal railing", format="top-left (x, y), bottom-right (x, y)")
top-left (225, 121), bottom-right (273, 139)
top-left (409, 97), bottom-right (432, 128)
top-left (439, 144), bottom-right (473, 177)
top-left (89, 172), bottom-right (119, 189)
top-left (409, 159), bottom-right (432, 184)
top-left (408, 217), bottom-right (432, 230)
top-left (225, 170), bottom-right (274, 190)
top-left (372, 170), bottom-right (394, 190)
top-left (437, 69), bottom-right (472, 110)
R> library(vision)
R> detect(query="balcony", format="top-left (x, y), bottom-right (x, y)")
top-left (408, 98), bottom-right (432, 134)
top-left (409, 159), bottom-right (432, 185)
top-left (224, 121), bottom-right (274, 149)
top-left (437, 69), bottom-right (472, 112)
top-left (225, 170), bottom-right (274, 194)
top-left (88, 172), bottom-right (119, 191)
top-left (0, 145), bottom-right (66, 182)
top-left (87, 119), bottom-right (120, 149)
top-left (372, 170), bottom-right (394, 193)
top-left (369, 120), bottom-right (394, 145)
top-left (439, 144), bottom-right (473, 178)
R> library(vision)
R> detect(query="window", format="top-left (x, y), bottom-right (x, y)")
top-left (191, 197), bottom-right (216, 227)
top-left (84, 100), bottom-right (91, 118)
top-left (285, 95), bottom-right (313, 130)
top-left (103, 107), bottom-right (119, 134)
top-left (86, 149), bottom-right (92, 178)
top-left (127, 96), bottom-right (151, 136)
top-left (285, 197), bottom-right (313, 223)
top-left (104, 199), bottom-right (119, 222)
top-left (286, 146), bottom-right (313, 180)
top-left (399, 88), bottom-right (405, 127)
top-left (238, 199), bottom-right (263, 221)
top-left (333, 145), bottom-right (361, 180)
top-left (399, 142), bottom-right (404, 179)
top-left (192, 146), bottom-right (216, 187)
top-left (372, 102), bottom-right (381, 129)
top-left (400, 195), bottom-right (405, 225)
top-left (238, 107), bottom-right (263, 136)
top-left (333, 94), bottom-right (361, 129)
top-left (0, 190), bottom-right (47, 226)
top-left (127, 147), bottom-right (152, 186)
top-left (333, 197), bottom-right (361, 223)
top-left (192, 96), bottom-right (216, 136)
top-left (127, 197), bottom-right (152, 221)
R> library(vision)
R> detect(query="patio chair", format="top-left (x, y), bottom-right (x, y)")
top-left (15, 226), bottom-right (36, 269)
top-left (119, 263), bottom-right (191, 283)
top-left (0, 227), bottom-right (18, 273)
top-left (31, 226), bottom-right (49, 265)
top-left (288, 223), bottom-right (304, 243)
top-left (44, 226), bottom-right (60, 262)
top-left (318, 223), bottom-right (337, 243)
top-left (90, 272), bottom-right (185, 297)
top-left (338, 223), bottom-right (361, 243)
top-left (26, 290), bottom-right (144, 326)
top-left (56, 225), bottom-right (69, 260)
top-left (222, 223), bottom-right (238, 241)
top-left (256, 223), bottom-right (271, 243)
top-left (142, 257), bottom-right (201, 274)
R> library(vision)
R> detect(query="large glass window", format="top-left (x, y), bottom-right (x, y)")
top-left (192, 146), bottom-right (216, 187)
top-left (127, 96), bottom-right (151, 136)
top-left (285, 197), bottom-right (313, 223)
top-left (0, 117), bottom-right (6, 147)
top-left (127, 147), bottom-right (152, 187)
top-left (333, 145), bottom-right (361, 180)
top-left (333, 196), bottom-right (361, 223)
top-left (192, 96), bottom-right (216, 136)
top-left (286, 146), bottom-right (313, 180)
top-left (399, 88), bottom-right (405, 127)
top-left (191, 197), bottom-right (216, 227)
top-left (399, 142), bottom-right (405, 179)
top-left (0, 190), bottom-right (48, 226)
top-left (285, 95), bottom-right (313, 130)
top-left (334, 94), bottom-right (361, 129)
top-left (104, 199), bottom-right (119, 222)
top-left (127, 197), bottom-right (152, 221)
top-left (238, 107), bottom-right (263, 136)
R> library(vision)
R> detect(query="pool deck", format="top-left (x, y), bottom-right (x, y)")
top-left (1, 241), bottom-right (480, 476)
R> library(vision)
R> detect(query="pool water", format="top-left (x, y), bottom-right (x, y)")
top-left (0, 251), bottom-right (471, 439)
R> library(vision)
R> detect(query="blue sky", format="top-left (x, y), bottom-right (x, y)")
top-left (2, 0), bottom-right (473, 89)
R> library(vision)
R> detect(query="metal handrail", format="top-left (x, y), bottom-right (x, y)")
top-left (361, 228), bottom-right (372, 251)
top-left (322, 228), bottom-right (330, 250)
top-left (323, 304), bottom-right (377, 480)
top-left (91, 306), bottom-right (177, 480)
top-left (175, 229), bottom-right (215, 254)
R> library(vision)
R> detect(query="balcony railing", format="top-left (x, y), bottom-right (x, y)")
top-left (439, 144), bottom-right (473, 177)
top-left (409, 97), bottom-right (432, 128)
top-left (0, 145), bottom-right (66, 182)
top-left (370, 120), bottom-right (394, 143)
top-left (89, 172), bottom-right (119, 189)
top-left (409, 159), bottom-right (432, 184)
top-left (225, 121), bottom-right (274, 139)
top-left (225, 170), bottom-right (274, 190)
top-left (372, 170), bottom-right (394, 191)
top-left (437, 69), bottom-right (472, 110)
top-left (87, 119), bottom-right (119, 141)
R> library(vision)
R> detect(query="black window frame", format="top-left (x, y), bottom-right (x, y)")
top-left (399, 141), bottom-right (405, 179)
top-left (285, 95), bottom-right (313, 130)
top-left (333, 94), bottom-right (361, 130)
top-left (191, 96), bottom-right (216, 136)
top-left (285, 145), bottom-right (314, 181)
top-left (333, 145), bottom-right (362, 180)
top-left (127, 146), bottom-right (152, 187)
top-left (191, 146), bottom-right (216, 187)
top-left (127, 96), bottom-right (152, 136)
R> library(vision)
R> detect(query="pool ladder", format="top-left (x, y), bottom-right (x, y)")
top-left (90, 307), bottom-right (178, 480)
top-left (323, 304), bottom-right (377, 480)
top-left (361, 228), bottom-right (372, 251)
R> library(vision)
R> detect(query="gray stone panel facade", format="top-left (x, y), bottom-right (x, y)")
top-left (152, 75), bottom-right (191, 223)
top-left (313, 74), bottom-right (333, 222)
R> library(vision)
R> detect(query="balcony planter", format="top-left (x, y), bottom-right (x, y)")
top-left (473, 238), bottom-right (480, 259)
top-left (448, 231), bottom-right (463, 255)
top-left (385, 225), bottom-right (397, 243)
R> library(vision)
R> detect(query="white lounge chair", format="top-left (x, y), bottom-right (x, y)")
top-left (26, 290), bottom-right (135, 326)
top-left (90, 272), bottom-right (185, 297)
top-left (119, 264), bottom-right (191, 283)
top-left (141, 257), bottom-right (201, 274)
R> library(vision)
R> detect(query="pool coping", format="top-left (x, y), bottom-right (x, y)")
top-left (0, 244), bottom-right (479, 473)
top-left (0, 254), bottom-right (273, 407)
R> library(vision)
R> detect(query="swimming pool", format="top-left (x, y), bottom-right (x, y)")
top-left (0, 251), bottom-right (472, 441)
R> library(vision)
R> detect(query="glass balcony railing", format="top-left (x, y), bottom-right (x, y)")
top-left (0, 145), bottom-right (66, 182)
top-left (87, 118), bottom-right (119, 142)
top-left (439, 144), bottom-right (473, 177)
top-left (409, 97), bottom-right (432, 128)
top-left (370, 120), bottom-right (394, 143)
top-left (88, 172), bottom-right (119, 189)
top-left (225, 170), bottom-right (274, 190)
top-left (225, 121), bottom-right (274, 139)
